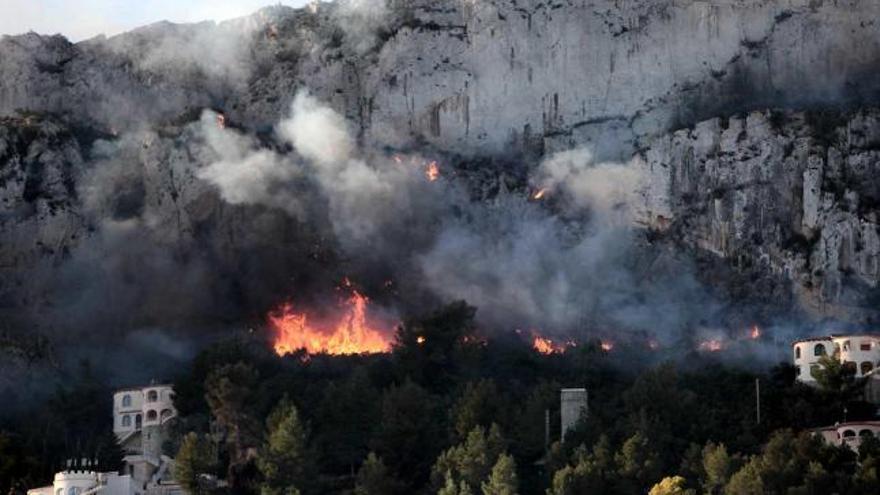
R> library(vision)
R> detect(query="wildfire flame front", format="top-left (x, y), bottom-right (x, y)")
top-left (269, 290), bottom-right (392, 355)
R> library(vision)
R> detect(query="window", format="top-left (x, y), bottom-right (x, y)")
top-left (860, 429), bottom-right (875, 437)
top-left (795, 346), bottom-right (801, 359)
top-left (844, 361), bottom-right (857, 373)
top-left (862, 362), bottom-right (874, 375)
top-left (122, 415), bottom-right (131, 427)
top-left (68, 488), bottom-right (80, 495)
top-left (843, 340), bottom-right (851, 352)
top-left (135, 414), bottom-right (142, 429)
top-left (862, 342), bottom-right (873, 351)
top-left (122, 394), bottom-right (131, 407)
top-left (796, 366), bottom-right (801, 376)
top-left (161, 409), bottom-right (174, 421)
top-left (146, 410), bottom-right (158, 421)
top-left (814, 343), bottom-right (827, 356)
top-left (147, 390), bottom-right (158, 402)
top-left (843, 429), bottom-right (856, 438)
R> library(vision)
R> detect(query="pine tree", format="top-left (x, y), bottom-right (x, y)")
top-left (174, 432), bottom-right (217, 495)
top-left (431, 424), bottom-right (506, 490)
top-left (257, 398), bottom-right (312, 495)
top-left (355, 452), bottom-right (399, 495)
top-left (481, 453), bottom-right (518, 495)
top-left (648, 476), bottom-right (695, 495)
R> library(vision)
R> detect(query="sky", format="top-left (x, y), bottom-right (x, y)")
top-left (0, 0), bottom-right (308, 42)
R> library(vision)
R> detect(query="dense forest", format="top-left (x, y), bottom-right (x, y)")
top-left (2, 301), bottom-right (879, 494)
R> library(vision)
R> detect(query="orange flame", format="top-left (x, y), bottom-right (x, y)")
top-left (532, 188), bottom-right (548, 200)
top-left (269, 290), bottom-right (392, 356)
top-left (425, 161), bottom-right (440, 182)
top-left (698, 339), bottom-right (724, 352)
top-left (750, 325), bottom-right (761, 340)
top-left (530, 331), bottom-right (576, 354)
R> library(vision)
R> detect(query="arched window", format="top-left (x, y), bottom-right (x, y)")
top-left (146, 410), bottom-right (158, 421)
top-left (135, 414), bottom-right (142, 429)
top-left (861, 362), bottom-right (874, 375)
top-left (122, 394), bottom-right (131, 407)
top-left (122, 414), bottom-right (131, 427)
top-left (796, 366), bottom-right (802, 376)
top-left (860, 429), bottom-right (875, 437)
top-left (160, 409), bottom-right (174, 421)
top-left (68, 487), bottom-right (80, 495)
top-left (795, 346), bottom-right (801, 359)
top-left (147, 390), bottom-right (158, 402)
top-left (843, 429), bottom-right (856, 438)
top-left (815, 343), bottom-right (827, 356)
top-left (843, 340), bottom-right (851, 352)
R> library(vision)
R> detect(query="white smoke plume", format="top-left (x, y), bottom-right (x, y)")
top-left (104, 17), bottom-right (261, 85)
top-left (193, 89), bottom-right (713, 342)
top-left (531, 148), bottom-right (645, 224)
top-left (332, 0), bottom-right (392, 53)
top-left (197, 111), bottom-right (306, 217)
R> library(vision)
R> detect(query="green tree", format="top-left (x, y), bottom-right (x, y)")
top-left (702, 442), bottom-right (736, 494)
top-left (355, 452), bottom-right (400, 495)
top-left (481, 453), bottom-right (518, 495)
top-left (450, 379), bottom-right (508, 441)
top-left (314, 368), bottom-right (380, 475)
top-left (812, 353), bottom-right (861, 397)
top-left (204, 361), bottom-right (261, 487)
top-left (616, 432), bottom-right (662, 492)
top-left (431, 424), bottom-right (507, 491)
top-left (547, 437), bottom-right (615, 495)
top-left (649, 476), bottom-right (695, 495)
top-left (174, 432), bottom-right (217, 495)
top-left (373, 380), bottom-right (441, 488)
top-left (438, 471), bottom-right (475, 495)
top-left (256, 398), bottom-right (313, 495)
top-left (724, 459), bottom-right (763, 495)
top-left (393, 301), bottom-right (478, 388)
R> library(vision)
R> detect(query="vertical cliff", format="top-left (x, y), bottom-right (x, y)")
top-left (639, 109), bottom-right (880, 322)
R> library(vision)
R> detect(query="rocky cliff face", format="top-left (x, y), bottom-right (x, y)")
top-left (3, 0), bottom-right (880, 159)
top-left (2, 0), bottom-right (880, 381)
top-left (638, 109), bottom-right (880, 323)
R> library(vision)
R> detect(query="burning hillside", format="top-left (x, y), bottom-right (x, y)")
top-left (269, 284), bottom-right (394, 356)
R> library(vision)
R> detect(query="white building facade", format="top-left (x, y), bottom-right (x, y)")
top-left (813, 421), bottom-right (880, 451)
top-left (113, 385), bottom-right (176, 442)
top-left (27, 470), bottom-right (136, 495)
top-left (29, 384), bottom-right (183, 495)
top-left (792, 334), bottom-right (880, 384)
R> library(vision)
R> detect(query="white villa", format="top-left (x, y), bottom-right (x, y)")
top-left (27, 384), bottom-right (183, 495)
top-left (792, 334), bottom-right (880, 383)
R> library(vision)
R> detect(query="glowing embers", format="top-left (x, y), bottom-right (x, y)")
top-left (750, 325), bottom-right (761, 340)
top-left (529, 330), bottom-right (578, 355)
top-left (697, 339), bottom-right (725, 353)
top-left (270, 287), bottom-right (392, 356)
top-left (531, 187), bottom-right (548, 200)
top-left (425, 161), bottom-right (440, 182)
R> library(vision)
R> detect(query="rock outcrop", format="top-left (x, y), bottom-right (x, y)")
top-left (638, 109), bottom-right (880, 322)
top-left (3, 0), bottom-right (880, 160)
top-left (2, 0), bottom-right (880, 357)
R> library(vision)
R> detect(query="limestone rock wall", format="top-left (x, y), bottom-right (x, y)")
top-left (3, 0), bottom-right (880, 159)
top-left (638, 109), bottom-right (880, 321)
